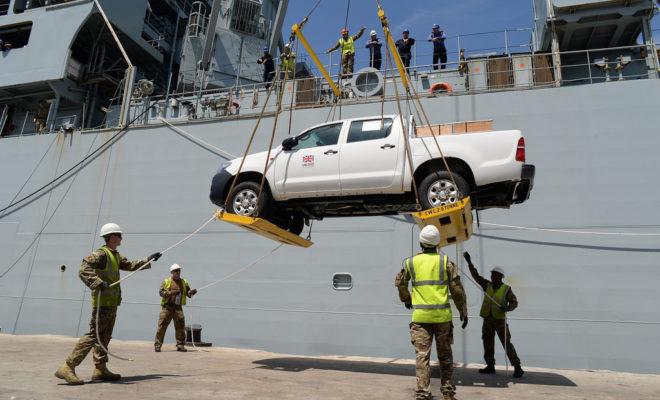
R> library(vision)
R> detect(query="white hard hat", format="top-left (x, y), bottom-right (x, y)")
top-left (284, 43), bottom-right (290, 48)
top-left (419, 225), bottom-right (441, 247)
top-left (99, 223), bottom-right (122, 237)
top-left (491, 266), bottom-right (505, 276)
top-left (370, 30), bottom-right (377, 36)
top-left (170, 264), bottom-right (182, 272)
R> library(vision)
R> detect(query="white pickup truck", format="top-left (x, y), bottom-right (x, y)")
top-left (210, 115), bottom-right (534, 234)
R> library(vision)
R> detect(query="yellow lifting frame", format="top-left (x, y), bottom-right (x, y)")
top-left (377, 6), bottom-right (409, 90)
top-left (216, 211), bottom-right (314, 248)
top-left (411, 197), bottom-right (474, 248)
top-left (291, 22), bottom-right (342, 99)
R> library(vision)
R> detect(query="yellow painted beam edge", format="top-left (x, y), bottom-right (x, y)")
top-left (377, 7), bottom-right (409, 89)
top-left (292, 24), bottom-right (341, 98)
top-left (215, 211), bottom-right (314, 248)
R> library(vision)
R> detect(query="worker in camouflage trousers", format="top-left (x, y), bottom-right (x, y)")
top-left (464, 251), bottom-right (524, 378)
top-left (54, 223), bottom-right (161, 385)
top-left (154, 264), bottom-right (197, 352)
top-left (395, 225), bottom-right (468, 400)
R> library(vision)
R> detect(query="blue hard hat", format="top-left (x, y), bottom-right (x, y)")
top-left (432, 24), bottom-right (440, 29)
top-left (262, 46), bottom-right (269, 51)
top-left (403, 29), bottom-right (409, 33)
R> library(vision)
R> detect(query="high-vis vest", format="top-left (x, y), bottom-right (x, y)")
top-left (281, 53), bottom-right (296, 72)
top-left (161, 277), bottom-right (189, 306)
top-left (480, 282), bottom-right (510, 320)
top-left (404, 253), bottom-right (452, 323)
top-left (338, 37), bottom-right (356, 55)
top-left (92, 246), bottom-right (121, 307)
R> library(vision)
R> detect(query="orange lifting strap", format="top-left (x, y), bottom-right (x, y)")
top-left (216, 211), bottom-right (314, 248)
top-left (411, 197), bottom-right (473, 248)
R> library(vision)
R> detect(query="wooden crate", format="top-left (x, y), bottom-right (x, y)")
top-left (416, 120), bottom-right (493, 137)
top-left (487, 57), bottom-right (514, 90)
top-left (533, 54), bottom-right (554, 85)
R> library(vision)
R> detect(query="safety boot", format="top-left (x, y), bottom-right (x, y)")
top-left (441, 387), bottom-right (456, 400)
top-left (513, 365), bottom-right (525, 378)
top-left (54, 361), bottom-right (84, 385)
top-left (176, 345), bottom-right (187, 352)
top-left (91, 364), bottom-right (121, 381)
top-left (478, 363), bottom-right (496, 374)
top-left (154, 344), bottom-right (161, 352)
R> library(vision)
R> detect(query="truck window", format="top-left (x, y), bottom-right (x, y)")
top-left (347, 118), bottom-right (393, 144)
top-left (292, 123), bottom-right (342, 150)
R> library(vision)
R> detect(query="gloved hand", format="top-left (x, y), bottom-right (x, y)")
top-left (463, 251), bottom-right (472, 265)
top-left (189, 289), bottom-right (198, 296)
top-left (460, 314), bottom-right (468, 329)
top-left (98, 281), bottom-right (110, 291)
top-left (148, 252), bottom-right (162, 262)
top-left (404, 302), bottom-right (413, 310)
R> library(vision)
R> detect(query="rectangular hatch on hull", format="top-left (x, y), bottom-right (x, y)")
top-left (215, 211), bottom-right (314, 248)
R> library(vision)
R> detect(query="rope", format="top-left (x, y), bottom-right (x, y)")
top-left (160, 118), bottom-right (236, 159)
top-left (224, 77), bottom-right (278, 211)
top-left (196, 244), bottom-right (284, 292)
top-left (384, 44), bottom-right (421, 206)
top-left (0, 104), bottom-right (156, 219)
top-left (343, 0), bottom-right (351, 29)
top-left (12, 140), bottom-right (66, 333)
top-left (0, 134), bottom-right (58, 219)
top-left (479, 222), bottom-right (660, 237)
top-left (305, 0), bottom-right (323, 19)
top-left (258, 67), bottom-right (289, 199)
top-left (95, 213), bottom-right (217, 361)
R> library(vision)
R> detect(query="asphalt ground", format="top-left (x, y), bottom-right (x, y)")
top-left (1, 334), bottom-right (659, 399)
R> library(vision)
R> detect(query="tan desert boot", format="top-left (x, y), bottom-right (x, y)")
top-left (54, 362), bottom-right (84, 385)
top-left (91, 364), bottom-right (121, 381)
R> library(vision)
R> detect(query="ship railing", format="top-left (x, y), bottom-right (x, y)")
top-left (119, 44), bottom-right (659, 130)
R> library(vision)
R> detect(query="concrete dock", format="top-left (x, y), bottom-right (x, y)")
top-left (1, 334), bottom-right (659, 399)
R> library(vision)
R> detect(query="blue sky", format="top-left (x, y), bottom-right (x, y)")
top-left (282, 0), bottom-right (660, 72)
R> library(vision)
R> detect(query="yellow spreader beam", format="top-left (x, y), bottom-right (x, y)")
top-left (377, 6), bottom-right (409, 90)
top-left (411, 197), bottom-right (473, 248)
top-left (291, 23), bottom-right (342, 99)
top-left (216, 211), bottom-right (314, 248)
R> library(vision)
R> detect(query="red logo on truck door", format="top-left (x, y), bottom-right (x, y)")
top-left (303, 155), bottom-right (314, 167)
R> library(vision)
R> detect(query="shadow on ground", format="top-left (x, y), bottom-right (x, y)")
top-left (83, 374), bottom-right (178, 385)
top-left (253, 358), bottom-right (577, 388)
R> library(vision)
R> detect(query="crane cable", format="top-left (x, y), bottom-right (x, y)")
top-left (0, 105), bottom-right (157, 280)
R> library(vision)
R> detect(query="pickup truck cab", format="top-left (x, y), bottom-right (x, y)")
top-left (210, 115), bottom-right (535, 234)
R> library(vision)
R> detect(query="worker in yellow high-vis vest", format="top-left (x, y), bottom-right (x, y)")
top-left (464, 251), bottom-right (524, 378)
top-left (54, 223), bottom-right (162, 385)
top-left (154, 263), bottom-right (197, 352)
top-left (326, 26), bottom-right (366, 78)
top-left (395, 225), bottom-right (468, 400)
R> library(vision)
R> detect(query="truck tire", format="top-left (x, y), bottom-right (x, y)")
top-left (226, 181), bottom-right (269, 217)
top-left (419, 171), bottom-right (469, 210)
top-left (267, 211), bottom-right (303, 235)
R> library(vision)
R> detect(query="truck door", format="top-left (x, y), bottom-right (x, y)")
top-left (339, 117), bottom-right (402, 194)
top-left (274, 122), bottom-right (343, 198)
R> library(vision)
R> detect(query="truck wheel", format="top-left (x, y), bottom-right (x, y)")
top-left (226, 181), bottom-right (269, 217)
top-left (419, 171), bottom-right (469, 210)
top-left (272, 212), bottom-right (305, 236)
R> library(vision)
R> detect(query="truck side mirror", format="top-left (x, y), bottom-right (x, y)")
top-left (282, 137), bottom-right (298, 150)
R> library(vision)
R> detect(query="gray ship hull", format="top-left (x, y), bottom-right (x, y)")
top-left (1, 78), bottom-right (659, 374)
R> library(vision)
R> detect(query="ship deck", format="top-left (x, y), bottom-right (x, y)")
top-left (2, 334), bottom-right (659, 399)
